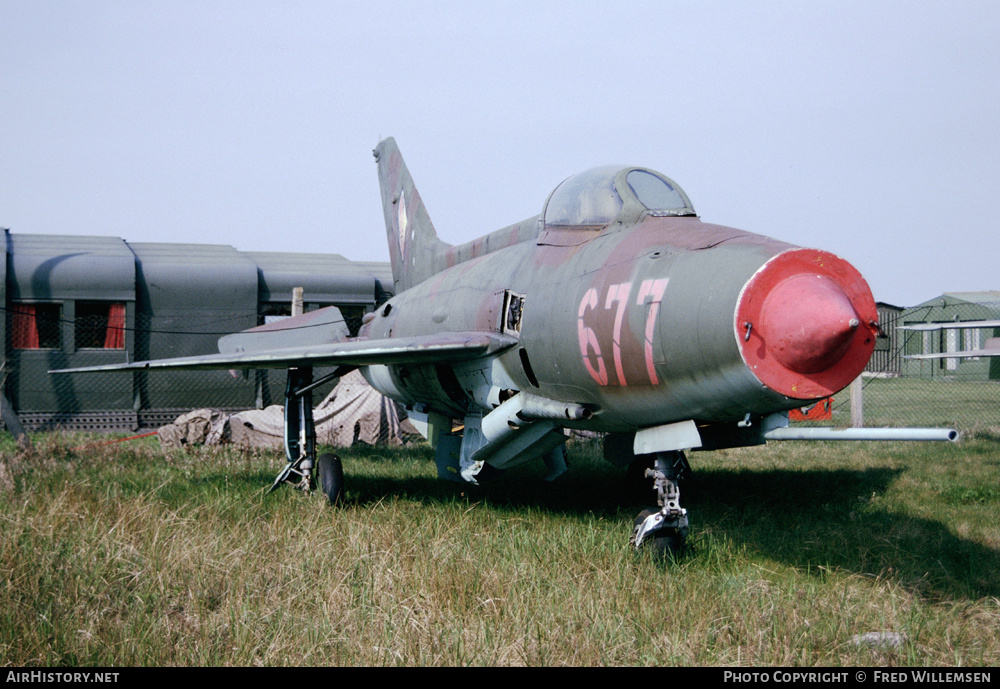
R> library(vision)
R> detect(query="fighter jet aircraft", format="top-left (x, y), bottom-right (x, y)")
top-left (53, 138), bottom-right (956, 555)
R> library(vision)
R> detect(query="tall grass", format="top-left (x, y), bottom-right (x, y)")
top-left (1, 432), bottom-right (997, 666)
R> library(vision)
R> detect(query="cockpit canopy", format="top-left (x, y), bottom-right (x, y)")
top-left (542, 166), bottom-right (695, 228)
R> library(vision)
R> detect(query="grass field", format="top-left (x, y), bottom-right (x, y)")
top-left (1, 430), bottom-right (998, 666)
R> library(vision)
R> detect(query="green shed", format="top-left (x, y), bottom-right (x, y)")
top-left (2, 230), bottom-right (392, 431)
top-left (900, 292), bottom-right (1000, 380)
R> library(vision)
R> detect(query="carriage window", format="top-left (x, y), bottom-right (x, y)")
top-left (76, 301), bottom-right (126, 349)
top-left (260, 302), bottom-right (292, 325)
top-left (11, 303), bottom-right (63, 349)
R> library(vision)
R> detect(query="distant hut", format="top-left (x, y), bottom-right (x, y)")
top-left (900, 292), bottom-right (1000, 380)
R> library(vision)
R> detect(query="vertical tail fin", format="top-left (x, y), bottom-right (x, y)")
top-left (373, 138), bottom-right (451, 292)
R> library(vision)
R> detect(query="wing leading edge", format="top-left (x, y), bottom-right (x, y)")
top-left (49, 331), bottom-right (519, 374)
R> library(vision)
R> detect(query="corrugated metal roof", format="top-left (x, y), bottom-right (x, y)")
top-left (909, 291), bottom-right (1000, 309)
top-left (129, 242), bottom-right (258, 313)
top-left (247, 251), bottom-right (384, 303)
top-left (943, 291), bottom-right (1000, 304)
top-left (7, 234), bottom-right (135, 300)
top-left (3, 233), bottom-right (393, 307)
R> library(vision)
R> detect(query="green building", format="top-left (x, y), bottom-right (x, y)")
top-left (2, 230), bottom-right (392, 431)
top-left (900, 292), bottom-right (1000, 380)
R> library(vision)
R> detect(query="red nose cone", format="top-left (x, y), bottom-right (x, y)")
top-left (736, 249), bottom-right (877, 399)
top-left (760, 274), bottom-right (859, 374)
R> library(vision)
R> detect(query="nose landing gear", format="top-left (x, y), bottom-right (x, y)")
top-left (630, 450), bottom-right (691, 558)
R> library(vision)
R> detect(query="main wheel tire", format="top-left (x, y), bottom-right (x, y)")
top-left (317, 453), bottom-right (344, 506)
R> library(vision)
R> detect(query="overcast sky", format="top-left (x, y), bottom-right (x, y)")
top-left (2, 0), bottom-right (997, 306)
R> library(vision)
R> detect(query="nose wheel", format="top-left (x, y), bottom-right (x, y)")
top-left (632, 509), bottom-right (686, 558)
top-left (630, 450), bottom-right (690, 558)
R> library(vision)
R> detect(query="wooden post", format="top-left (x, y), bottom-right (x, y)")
top-left (292, 287), bottom-right (304, 318)
top-left (850, 376), bottom-right (864, 428)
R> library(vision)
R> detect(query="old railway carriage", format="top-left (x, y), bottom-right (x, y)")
top-left (2, 231), bottom-right (392, 431)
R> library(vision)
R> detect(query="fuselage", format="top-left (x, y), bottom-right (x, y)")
top-left (360, 212), bottom-right (878, 432)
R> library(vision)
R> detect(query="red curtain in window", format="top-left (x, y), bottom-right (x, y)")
top-left (11, 305), bottom-right (39, 349)
top-left (103, 303), bottom-right (126, 349)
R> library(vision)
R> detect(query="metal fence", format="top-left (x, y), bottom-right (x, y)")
top-left (835, 300), bottom-right (1000, 433)
top-left (3, 301), bottom-right (998, 443)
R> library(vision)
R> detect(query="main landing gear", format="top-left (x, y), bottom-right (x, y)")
top-left (630, 450), bottom-right (691, 559)
top-left (267, 366), bottom-right (344, 505)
